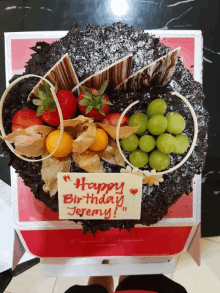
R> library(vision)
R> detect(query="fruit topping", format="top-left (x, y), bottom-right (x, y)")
top-left (89, 128), bottom-right (109, 152)
top-left (100, 116), bottom-right (109, 124)
top-left (12, 123), bottom-right (27, 132)
top-left (146, 99), bottom-right (167, 118)
top-left (33, 84), bottom-right (77, 126)
top-left (77, 80), bottom-right (112, 121)
top-left (139, 135), bottom-right (156, 153)
top-left (148, 115), bottom-right (167, 135)
top-left (166, 112), bottom-right (185, 134)
top-left (149, 150), bottom-right (170, 171)
top-left (156, 133), bottom-right (176, 154)
top-left (129, 149), bottom-right (149, 168)
top-left (121, 134), bottom-right (139, 152)
top-left (12, 109), bottom-right (43, 132)
top-left (46, 130), bottom-right (73, 158)
top-left (174, 134), bottom-right (190, 154)
top-left (128, 113), bottom-right (148, 134)
top-left (56, 90), bottom-right (77, 119)
top-left (100, 113), bottom-right (129, 126)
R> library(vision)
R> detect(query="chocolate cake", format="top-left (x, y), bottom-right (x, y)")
top-left (1, 23), bottom-right (209, 234)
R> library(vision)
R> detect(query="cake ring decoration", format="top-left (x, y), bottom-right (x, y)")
top-left (0, 74), bottom-right (65, 162)
top-left (116, 91), bottom-right (199, 185)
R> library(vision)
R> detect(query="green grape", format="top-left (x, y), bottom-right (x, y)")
top-left (146, 99), bottom-right (167, 118)
top-left (174, 134), bottom-right (190, 154)
top-left (166, 112), bottom-right (185, 134)
top-left (139, 135), bottom-right (156, 153)
top-left (156, 133), bottom-right (176, 154)
top-left (128, 113), bottom-right (148, 134)
top-left (149, 150), bottom-right (170, 171)
top-left (148, 115), bottom-right (167, 135)
top-left (121, 134), bottom-right (139, 152)
top-left (129, 149), bottom-right (148, 168)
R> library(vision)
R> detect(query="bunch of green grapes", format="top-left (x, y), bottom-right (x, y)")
top-left (121, 99), bottom-right (190, 171)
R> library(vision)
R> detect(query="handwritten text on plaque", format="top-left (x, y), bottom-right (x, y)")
top-left (57, 173), bottom-right (142, 220)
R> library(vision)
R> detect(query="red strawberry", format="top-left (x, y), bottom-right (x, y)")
top-left (40, 109), bottom-right (60, 126)
top-left (33, 84), bottom-right (77, 126)
top-left (77, 80), bottom-right (112, 121)
top-left (100, 116), bottom-right (110, 125)
top-left (12, 123), bottom-right (26, 132)
top-left (100, 113), bottom-right (129, 126)
top-left (12, 109), bottom-right (43, 132)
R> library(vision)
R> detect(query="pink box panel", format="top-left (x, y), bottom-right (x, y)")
top-left (11, 38), bottom-right (58, 71)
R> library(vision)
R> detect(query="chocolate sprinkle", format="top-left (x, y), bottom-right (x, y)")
top-left (1, 23), bottom-right (209, 234)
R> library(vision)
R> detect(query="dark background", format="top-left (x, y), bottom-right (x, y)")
top-left (0, 0), bottom-right (219, 237)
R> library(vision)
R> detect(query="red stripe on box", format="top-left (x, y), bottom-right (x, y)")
top-left (20, 226), bottom-right (192, 257)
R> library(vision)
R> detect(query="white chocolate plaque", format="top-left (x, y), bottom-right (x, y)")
top-left (57, 173), bottom-right (143, 220)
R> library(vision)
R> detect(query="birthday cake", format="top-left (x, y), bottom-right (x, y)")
top-left (0, 23), bottom-right (209, 234)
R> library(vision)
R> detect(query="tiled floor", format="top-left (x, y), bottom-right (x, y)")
top-left (4, 237), bottom-right (220, 293)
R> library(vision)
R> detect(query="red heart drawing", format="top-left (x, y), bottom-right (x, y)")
top-left (130, 188), bottom-right (138, 195)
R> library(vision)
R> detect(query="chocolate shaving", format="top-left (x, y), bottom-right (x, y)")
top-left (2, 125), bottom-right (54, 157)
top-left (72, 149), bottom-right (104, 173)
top-left (97, 123), bottom-right (139, 139)
top-left (28, 53), bottom-right (79, 101)
top-left (72, 54), bottom-right (133, 95)
top-left (115, 48), bottom-right (180, 91)
top-left (99, 138), bottom-right (125, 167)
top-left (41, 152), bottom-right (71, 197)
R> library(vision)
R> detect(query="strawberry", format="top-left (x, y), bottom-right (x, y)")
top-left (12, 109), bottom-right (43, 132)
top-left (100, 113), bottom-right (129, 126)
top-left (100, 116), bottom-right (110, 124)
top-left (33, 83), bottom-right (77, 126)
top-left (77, 80), bottom-right (112, 121)
top-left (12, 123), bottom-right (26, 132)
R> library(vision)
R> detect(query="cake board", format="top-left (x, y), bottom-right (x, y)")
top-left (4, 30), bottom-right (203, 276)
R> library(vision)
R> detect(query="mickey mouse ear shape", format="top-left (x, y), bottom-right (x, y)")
top-left (115, 47), bottom-right (181, 91)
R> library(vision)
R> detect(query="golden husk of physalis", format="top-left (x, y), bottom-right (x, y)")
top-left (1, 125), bottom-right (54, 157)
